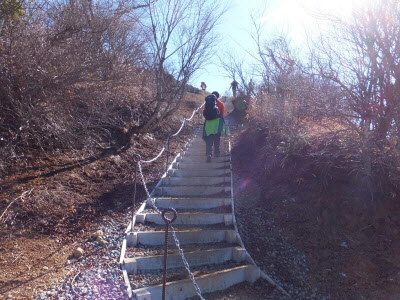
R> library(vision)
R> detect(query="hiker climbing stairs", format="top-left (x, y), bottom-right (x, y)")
top-left (120, 126), bottom-right (262, 300)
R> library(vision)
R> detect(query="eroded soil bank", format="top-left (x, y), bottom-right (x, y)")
top-left (231, 127), bottom-right (400, 300)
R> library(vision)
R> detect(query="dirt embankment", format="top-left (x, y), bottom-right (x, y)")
top-left (0, 90), bottom-right (207, 299)
top-left (231, 127), bottom-right (400, 300)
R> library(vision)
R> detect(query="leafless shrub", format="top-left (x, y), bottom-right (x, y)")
top-left (136, 0), bottom-right (227, 132)
top-left (241, 0), bottom-right (400, 208)
top-left (304, 0), bottom-right (400, 195)
top-left (0, 0), bottom-right (149, 169)
top-left (0, 0), bottom-right (226, 173)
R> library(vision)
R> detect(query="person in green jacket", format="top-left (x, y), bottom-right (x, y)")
top-left (203, 91), bottom-right (226, 162)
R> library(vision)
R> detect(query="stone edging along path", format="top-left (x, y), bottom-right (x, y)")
top-left (120, 125), bottom-right (289, 300)
top-left (35, 125), bottom-right (290, 300)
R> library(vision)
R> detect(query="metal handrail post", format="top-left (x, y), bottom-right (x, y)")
top-left (166, 136), bottom-right (171, 174)
top-left (132, 155), bottom-right (140, 227)
top-left (161, 208), bottom-right (177, 300)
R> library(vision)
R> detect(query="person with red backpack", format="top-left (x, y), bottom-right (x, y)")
top-left (203, 91), bottom-right (225, 162)
top-left (200, 81), bottom-right (207, 90)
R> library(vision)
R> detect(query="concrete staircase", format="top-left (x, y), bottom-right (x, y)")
top-left (120, 127), bottom-right (262, 300)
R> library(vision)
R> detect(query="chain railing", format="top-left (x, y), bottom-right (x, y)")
top-left (165, 105), bottom-right (203, 173)
top-left (132, 103), bottom-right (205, 299)
top-left (170, 224), bottom-right (205, 299)
top-left (161, 208), bottom-right (177, 300)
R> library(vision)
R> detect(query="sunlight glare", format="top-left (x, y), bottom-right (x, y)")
top-left (258, 0), bottom-right (372, 43)
top-left (260, 0), bottom-right (372, 25)
top-left (302, 0), bottom-right (372, 17)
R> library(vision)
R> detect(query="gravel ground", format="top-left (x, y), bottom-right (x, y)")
top-left (33, 206), bottom-right (244, 300)
top-left (34, 203), bottom-right (290, 300)
top-left (33, 177), bottom-right (270, 299)
top-left (35, 211), bottom-right (130, 300)
top-left (232, 175), bottom-right (329, 300)
top-left (34, 129), bottom-right (316, 300)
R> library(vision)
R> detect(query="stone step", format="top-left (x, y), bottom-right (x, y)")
top-left (127, 229), bottom-right (238, 247)
top-left (132, 265), bottom-right (261, 300)
top-left (136, 212), bottom-right (233, 225)
top-left (180, 155), bottom-right (230, 162)
top-left (172, 161), bottom-right (229, 170)
top-left (183, 151), bottom-right (229, 158)
top-left (188, 137), bottom-right (229, 143)
top-left (124, 247), bottom-right (247, 274)
top-left (186, 148), bottom-right (230, 153)
top-left (168, 169), bottom-right (230, 177)
top-left (186, 144), bottom-right (229, 150)
top-left (185, 145), bottom-right (229, 151)
top-left (185, 140), bottom-right (229, 147)
top-left (154, 186), bottom-right (230, 197)
top-left (189, 137), bottom-right (229, 140)
top-left (177, 154), bottom-right (230, 163)
top-left (149, 197), bottom-right (231, 209)
top-left (120, 128), bottom-right (273, 300)
top-left (160, 176), bottom-right (230, 186)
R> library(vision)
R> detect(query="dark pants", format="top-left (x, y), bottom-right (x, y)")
top-left (205, 133), bottom-right (221, 156)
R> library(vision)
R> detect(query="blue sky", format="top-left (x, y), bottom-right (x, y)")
top-left (191, 0), bottom-right (264, 95)
top-left (190, 0), bottom-right (369, 96)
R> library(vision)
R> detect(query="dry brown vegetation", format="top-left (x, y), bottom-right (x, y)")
top-left (0, 1), bottom-right (221, 297)
top-left (232, 115), bottom-right (400, 298)
top-left (1, 0), bottom-right (400, 298)
top-left (0, 0), bottom-right (223, 225)
top-left (223, 0), bottom-right (400, 216)
top-left (227, 1), bottom-right (400, 297)
top-left (0, 88), bottom-right (205, 298)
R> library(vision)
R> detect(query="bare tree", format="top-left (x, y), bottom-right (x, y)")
top-left (248, 27), bottom-right (302, 126)
top-left (137, 0), bottom-right (226, 133)
top-left (309, 0), bottom-right (400, 177)
top-left (218, 51), bottom-right (254, 96)
top-left (0, 0), bottom-right (25, 32)
top-left (0, 0), bottom-right (148, 166)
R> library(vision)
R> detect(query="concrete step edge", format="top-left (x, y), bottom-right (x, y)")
top-left (150, 197), bottom-right (231, 209)
top-left (124, 247), bottom-right (247, 274)
top-left (160, 177), bottom-right (231, 185)
top-left (127, 229), bottom-right (238, 247)
top-left (136, 212), bottom-right (233, 225)
top-left (168, 169), bottom-right (230, 177)
top-left (132, 265), bottom-right (261, 300)
top-left (153, 186), bottom-right (231, 197)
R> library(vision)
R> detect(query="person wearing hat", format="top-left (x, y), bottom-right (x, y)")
top-left (203, 91), bottom-right (225, 162)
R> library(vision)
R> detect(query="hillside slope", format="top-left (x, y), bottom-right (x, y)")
top-left (231, 125), bottom-right (400, 299)
top-left (0, 88), bottom-right (208, 299)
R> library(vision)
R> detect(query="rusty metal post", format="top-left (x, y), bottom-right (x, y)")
top-left (165, 136), bottom-right (171, 174)
top-left (132, 155), bottom-right (141, 229)
top-left (161, 208), bottom-right (177, 300)
top-left (192, 116), bottom-right (195, 136)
